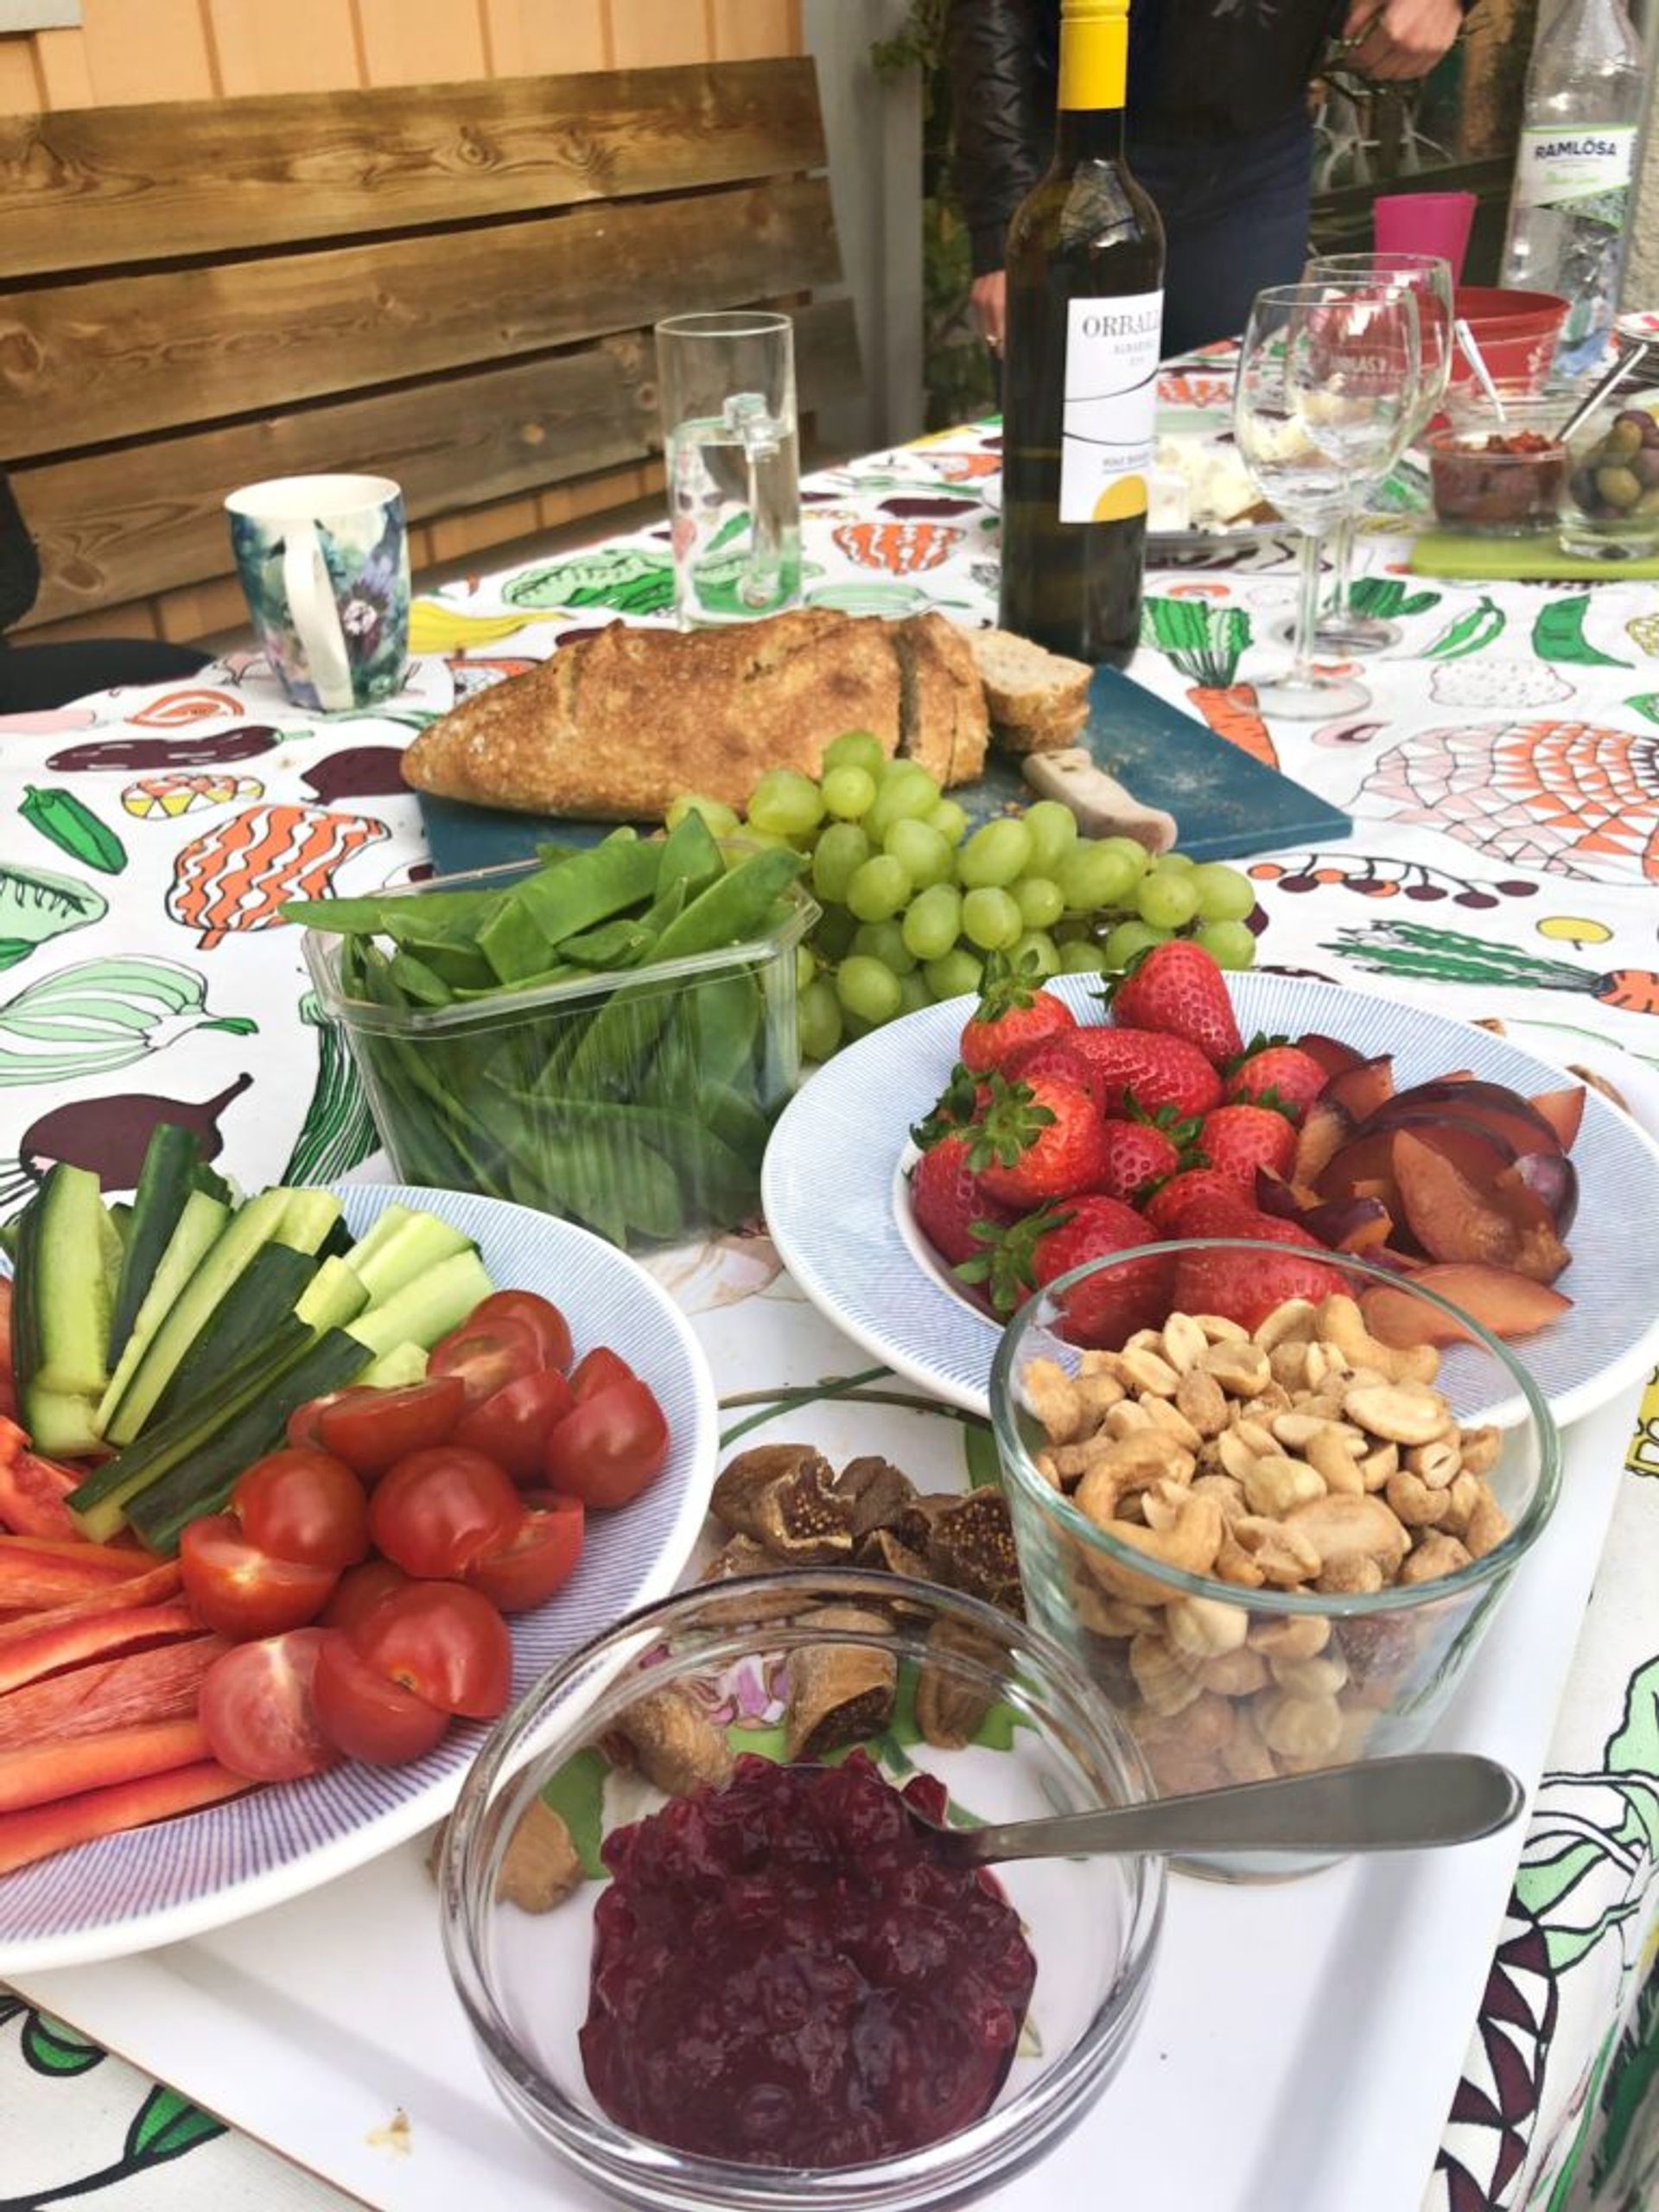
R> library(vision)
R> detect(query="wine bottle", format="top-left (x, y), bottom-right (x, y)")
top-left (999, 0), bottom-right (1165, 667)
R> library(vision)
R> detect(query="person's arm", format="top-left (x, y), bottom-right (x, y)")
top-left (1338, 0), bottom-right (1466, 83)
top-left (945, 0), bottom-right (1052, 344)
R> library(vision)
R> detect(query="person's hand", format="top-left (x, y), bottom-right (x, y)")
top-left (1340, 0), bottom-right (1463, 79)
top-left (970, 270), bottom-right (1007, 352)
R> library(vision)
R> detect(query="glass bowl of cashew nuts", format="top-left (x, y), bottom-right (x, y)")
top-left (989, 1240), bottom-right (1561, 1881)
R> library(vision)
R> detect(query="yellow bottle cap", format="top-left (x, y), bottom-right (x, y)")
top-left (1063, 0), bottom-right (1129, 16)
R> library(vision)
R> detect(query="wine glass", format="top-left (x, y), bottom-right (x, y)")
top-left (1233, 282), bottom-right (1421, 720)
top-left (1301, 251), bottom-right (1454, 654)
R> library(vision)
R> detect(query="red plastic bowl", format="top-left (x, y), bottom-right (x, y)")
top-left (1450, 286), bottom-right (1569, 393)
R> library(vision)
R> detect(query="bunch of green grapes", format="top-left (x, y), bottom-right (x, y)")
top-left (667, 734), bottom-right (1257, 1061)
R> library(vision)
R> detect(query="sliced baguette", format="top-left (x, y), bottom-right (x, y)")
top-left (967, 627), bottom-right (1091, 750)
top-left (895, 613), bottom-right (989, 787)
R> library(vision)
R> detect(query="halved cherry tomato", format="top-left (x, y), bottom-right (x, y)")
top-left (464, 1496), bottom-right (584, 1612)
top-left (288, 1376), bottom-right (467, 1476)
top-left (181, 1513), bottom-right (339, 1639)
top-left (427, 1316), bottom-right (543, 1412)
top-left (198, 1629), bottom-right (339, 1782)
top-left (454, 1370), bottom-right (574, 1484)
top-left (311, 1628), bottom-right (450, 1764)
top-left (569, 1346), bottom-right (635, 1403)
top-left (321, 1558), bottom-right (412, 1635)
top-left (354, 1580), bottom-right (513, 1719)
top-left (368, 1446), bottom-right (524, 1580)
top-left (541, 1377), bottom-right (669, 1510)
top-left (467, 1291), bottom-right (573, 1375)
top-left (232, 1448), bottom-right (370, 1571)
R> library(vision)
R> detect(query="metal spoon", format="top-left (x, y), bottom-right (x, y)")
top-left (1554, 338), bottom-right (1657, 447)
top-left (1454, 318), bottom-right (1508, 425)
top-left (906, 1753), bottom-right (1523, 1866)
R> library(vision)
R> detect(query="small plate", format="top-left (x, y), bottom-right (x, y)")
top-left (762, 971), bottom-right (1659, 1423)
top-left (0, 1185), bottom-right (718, 1975)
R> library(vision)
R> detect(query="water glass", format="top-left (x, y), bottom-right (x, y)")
top-left (1302, 253), bottom-right (1454, 653)
top-left (654, 309), bottom-right (802, 626)
top-left (1233, 283), bottom-right (1420, 719)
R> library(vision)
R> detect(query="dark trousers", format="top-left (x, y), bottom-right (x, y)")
top-left (0, 637), bottom-right (211, 715)
top-left (1130, 111), bottom-right (1315, 357)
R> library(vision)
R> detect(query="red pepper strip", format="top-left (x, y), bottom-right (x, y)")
top-left (0, 1534), bottom-right (158, 1600)
top-left (0, 1635), bottom-right (229, 1751)
top-left (0, 1451), bottom-right (85, 1539)
top-left (0, 1417), bottom-right (22, 1469)
top-left (0, 1715), bottom-right (211, 1815)
top-left (0, 1600), bottom-right (200, 1696)
top-left (0, 1563), bottom-right (181, 1649)
top-left (0, 1759), bottom-right (247, 1877)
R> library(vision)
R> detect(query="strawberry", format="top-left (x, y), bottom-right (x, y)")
top-left (1095, 1108), bottom-right (1202, 1209)
top-left (911, 1061), bottom-right (990, 1152)
top-left (1066, 1026), bottom-right (1222, 1119)
top-left (1145, 1166), bottom-right (1255, 1236)
top-left (968, 1071), bottom-right (1114, 1211)
top-left (1199, 1102), bottom-right (1297, 1186)
top-left (1171, 1217), bottom-right (1348, 1333)
top-left (1224, 1039), bottom-right (1330, 1125)
top-left (910, 1133), bottom-right (1017, 1268)
top-left (1032, 1195), bottom-right (1173, 1349)
top-left (1108, 942), bottom-right (1243, 1066)
top-left (959, 958), bottom-right (1076, 1074)
top-left (1003, 1036), bottom-right (1110, 1112)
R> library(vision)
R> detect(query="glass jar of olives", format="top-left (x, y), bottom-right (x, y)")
top-left (1559, 399), bottom-right (1659, 560)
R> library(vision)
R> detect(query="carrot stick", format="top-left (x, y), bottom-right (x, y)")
top-left (0, 1759), bottom-right (247, 1877)
top-left (0, 1716), bottom-right (211, 1815)
top-left (1187, 683), bottom-right (1278, 769)
top-left (0, 1635), bottom-right (228, 1751)
top-left (0, 1600), bottom-right (200, 1695)
top-left (0, 1563), bottom-right (181, 1649)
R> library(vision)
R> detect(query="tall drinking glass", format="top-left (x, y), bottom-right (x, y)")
top-left (1303, 251), bottom-right (1454, 654)
top-left (654, 309), bottom-right (802, 627)
top-left (1234, 283), bottom-right (1420, 720)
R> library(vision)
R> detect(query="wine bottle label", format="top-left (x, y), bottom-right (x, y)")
top-left (1058, 293), bottom-right (1164, 525)
top-left (1513, 124), bottom-right (1637, 211)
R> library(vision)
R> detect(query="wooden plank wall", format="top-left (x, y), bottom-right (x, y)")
top-left (0, 0), bottom-right (805, 645)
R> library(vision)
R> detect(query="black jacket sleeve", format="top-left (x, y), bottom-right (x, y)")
top-left (0, 472), bottom-right (41, 637)
top-left (944, 0), bottom-right (1054, 278)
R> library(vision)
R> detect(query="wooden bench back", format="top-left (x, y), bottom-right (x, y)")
top-left (0, 58), bottom-right (861, 631)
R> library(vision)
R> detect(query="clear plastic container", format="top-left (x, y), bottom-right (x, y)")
top-left (302, 860), bottom-right (816, 1250)
top-left (438, 1569), bottom-right (1164, 2211)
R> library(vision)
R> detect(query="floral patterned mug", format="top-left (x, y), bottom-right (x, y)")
top-left (226, 474), bottom-right (410, 712)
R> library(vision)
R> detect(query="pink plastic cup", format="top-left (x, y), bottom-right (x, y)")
top-left (1374, 192), bottom-right (1478, 282)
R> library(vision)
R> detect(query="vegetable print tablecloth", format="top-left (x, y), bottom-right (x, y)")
top-left (4, 365), bottom-right (1659, 2211)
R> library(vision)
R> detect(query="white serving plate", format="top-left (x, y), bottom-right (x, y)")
top-left (12, 1362), bottom-right (1638, 2212)
top-left (762, 970), bottom-right (1659, 1427)
top-left (0, 1185), bottom-right (718, 1978)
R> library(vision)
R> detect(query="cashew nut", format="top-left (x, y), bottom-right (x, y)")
top-left (1023, 1357), bottom-right (1086, 1444)
top-left (1128, 1631), bottom-right (1205, 1716)
top-left (1316, 1554), bottom-right (1386, 1595)
top-left (1268, 1650), bottom-right (1349, 1700)
top-left (1269, 1340), bottom-right (1313, 1392)
top-left (1440, 1471), bottom-right (1484, 1538)
top-left (1201, 1340), bottom-right (1272, 1396)
top-left (1073, 1432), bottom-right (1195, 1525)
top-left (1249, 1612), bottom-right (1331, 1660)
top-left (1405, 1437), bottom-right (1461, 1488)
top-left (1465, 1491), bottom-right (1511, 1559)
top-left (1084, 1492), bottom-right (1224, 1603)
top-left (1317, 1294), bottom-right (1440, 1387)
top-left (1386, 1467), bottom-right (1452, 1529)
top-left (1283, 1491), bottom-right (1409, 1574)
top-left (1191, 1472), bottom-right (1248, 1521)
top-left (1400, 1533), bottom-right (1473, 1585)
top-left (1259, 1691), bottom-right (1344, 1761)
top-left (1254, 1299), bottom-right (1319, 1352)
top-left (1306, 1428), bottom-right (1365, 1496)
top-left (1459, 1424), bottom-right (1501, 1477)
top-left (1232, 1513), bottom-right (1323, 1587)
top-left (1221, 1719), bottom-right (1278, 1783)
top-left (1201, 1646), bottom-right (1272, 1698)
top-left (1242, 1452), bottom-right (1327, 1519)
top-left (1176, 1363), bottom-right (1230, 1437)
top-left (1160, 1312), bottom-right (1208, 1375)
top-left (1119, 1345), bottom-right (1181, 1397)
top-left (1166, 1593), bottom-right (1251, 1662)
top-left (1193, 1313), bottom-right (1250, 1343)
top-left (1141, 1393), bottom-right (1205, 1452)
top-left (1359, 1442), bottom-right (1400, 1491)
top-left (1343, 1379), bottom-right (1452, 1446)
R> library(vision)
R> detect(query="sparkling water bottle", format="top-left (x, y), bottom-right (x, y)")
top-left (1500, 0), bottom-right (1646, 375)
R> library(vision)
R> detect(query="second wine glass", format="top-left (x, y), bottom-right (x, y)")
top-left (1233, 282), bottom-right (1421, 720)
top-left (1301, 251), bottom-right (1454, 654)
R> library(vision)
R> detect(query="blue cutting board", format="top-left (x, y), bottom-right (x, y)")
top-left (417, 659), bottom-right (1350, 878)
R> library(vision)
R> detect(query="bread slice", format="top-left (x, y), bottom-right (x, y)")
top-left (967, 628), bottom-right (1092, 751)
top-left (894, 613), bottom-right (989, 787)
top-left (402, 608), bottom-right (906, 819)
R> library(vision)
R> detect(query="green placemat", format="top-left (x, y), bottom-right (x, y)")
top-left (1410, 529), bottom-right (1659, 581)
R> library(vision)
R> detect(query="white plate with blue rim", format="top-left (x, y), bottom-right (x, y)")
top-left (0, 1185), bottom-right (718, 1976)
top-left (762, 969), bottom-right (1659, 1426)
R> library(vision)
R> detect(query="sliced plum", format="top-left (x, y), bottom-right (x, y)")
top-left (1528, 1086), bottom-right (1586, 1152)
top-left (1325, 1055), bottom-right (1395, 1122)
top-left (1391, 1131), bottom-right (1570, 1284)
top-left (1361, 1265), bottom-right (1573, 1348)
top-left (1368, 1078), bottom-right (1562, 1159)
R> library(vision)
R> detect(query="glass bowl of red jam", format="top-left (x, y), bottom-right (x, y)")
top-left (1427, 391), bottom-right (1567, 535)
top-left (439, 1569), bottom-right (1164, 2210)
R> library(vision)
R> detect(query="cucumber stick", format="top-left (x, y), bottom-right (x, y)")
top-left (357, 1341), bottom-right (429, 1388)
top-left (149, 1243), bottom-right (321, 1428)
top-left (96, 1191), bottom-right (228, 1433)
top-left (17, 1165), bottom-right (114, 1400)
top-left (101, 1187), bottom-right (294, 1446)
top-left (108, 1124), bottom-right (201, 1363)
top-left (346, 1248), bottom-right (493, 1358)
top-left (126, 1330), bottom-right (379, 1554)
top-left (348, 1211), bottom-right (474, 1305)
